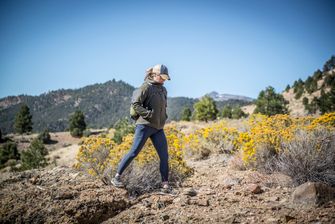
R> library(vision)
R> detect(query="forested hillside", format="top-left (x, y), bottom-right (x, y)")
top-left (0, 80), bottom-right (250, 134)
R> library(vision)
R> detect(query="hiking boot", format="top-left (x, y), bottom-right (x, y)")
top-left (111, 176), bottom-right (124, 188)
top-left (161, 182), bottom-right (171, 193)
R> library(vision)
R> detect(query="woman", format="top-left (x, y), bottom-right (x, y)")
top-left (111, 64), bottom-right (171, 191)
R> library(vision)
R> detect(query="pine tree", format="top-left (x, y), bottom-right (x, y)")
top-left (14, 104), bottom-right (33, 134)
top-left (285, 84), bottom-right (291, 92)
top-left (231, 107), bottom-right (247, 119)
top-left (221, 105), bottom-right (232, 119)
top-left (323, 55), bottom-right (335, 72)
top-left (37, 129), bottom-right (51, 144)
top-left (0, 142), bottom-right (19, 169)
top-left (254, 86), bottom-right (288, 116)
top-left (193, 96), bottom-right (218, 122)
top-left (69, 110), bottom-right (86, 137)
top-left (317, 87), bottom-right (335, 114)
top-left (21, 138), bottom-right (48, 170)
top-left (181, 107), bottom-right (192, 121)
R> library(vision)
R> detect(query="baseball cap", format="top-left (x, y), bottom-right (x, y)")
top-left (152, 64), bottom-right (171, 80)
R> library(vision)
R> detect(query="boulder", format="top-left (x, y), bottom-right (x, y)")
top-left (248, 184), bottom-right (264, 194)
top-left (292, 182), bottom-right (335, 206)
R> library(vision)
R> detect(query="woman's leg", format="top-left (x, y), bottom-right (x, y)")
top-left (117, 125), bottom-right (151, 175)
top-left (150, 129), bottom-right (169, 182)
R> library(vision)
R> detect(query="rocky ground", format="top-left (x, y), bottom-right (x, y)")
top-left (104, 155), bottom-right (335, 224)
top-left (1, 154), bottom-right (335, 223)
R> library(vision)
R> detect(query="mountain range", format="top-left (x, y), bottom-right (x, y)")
top-left (0, 80), bottom-right (251, 134)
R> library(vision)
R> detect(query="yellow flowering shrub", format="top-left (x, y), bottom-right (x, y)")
top-left (308, 112), bottom-right (335, 129)
top-left (75, 113), bottom-right (335, 181)
top-left (75, 137), bottom-right (115, 176)
top-left (75, 124), bottom-right (193, 179)
top-left (182, 112), bottom-right (334, 164)
top-left (237, 113), bottom-right (334, 163)
top-left (184, 121), bottom-right (240, 158)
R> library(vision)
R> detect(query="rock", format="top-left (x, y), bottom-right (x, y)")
top-left (161, 214), bottom-right (169, 221)
top-left (51, 188), bottom-right (79, 200)
top-left (268, 196), bottom-right (280, 202)
top-left (199, 187), bottom-right (215, 195)
top-left (284, 215), bottom-right (295, 222)
top-left (196, 198), bottom-right (209, 206)
top-left (266, 217), bottom-right (280, 223)
top-left (172, 197), bottom-right (181, 203)
top-left (223, 177), bottom-right (241, 188)
top-left (183, 187), bottom-right (197, 197)
top-left (142, 199), bottom-right (152, 208)
top-left (292, 182), bottom-right (335, 206)
top-left (29, 176), bottom-right (39, 185)
top-left (181, 196), bottom-right (190, 206)
top-left (153, 197), bottom-right (173, 209)
top-left (221, 215), bottom-right (235, 223)
top-left (248, 184), bottom-right (264, 194)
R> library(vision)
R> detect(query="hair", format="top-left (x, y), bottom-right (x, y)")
top-left (144, 67), bottom-right (156, 81)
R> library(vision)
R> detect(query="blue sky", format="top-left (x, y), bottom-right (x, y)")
top-left (1, 0), bottom-right (334, 99)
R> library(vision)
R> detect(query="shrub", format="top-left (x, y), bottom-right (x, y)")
top-left (112, 118), bottom-right (135, 144)
top-left (184, 121), bottom-right (239, 159)
top-left (272, 128), bottom-right (335, 186)
top-left (237, 113), bottom-right (335, 179)
top-left (231, 107), bottom-right (247, 119)
top-left (236, 113), bottom-right (335, 163)
top-left (75, 125), bottom-right (193, 196)
top-left (0, 142), bottom-right (20, 169)
top-left (83, 129), bottom-right (92, 137)
top-left (37, 129), bottom-right (51, 144)
top-left (70, 128), bottom-right (83, 138)
top-left (21, 139), bottom-right (48, 170)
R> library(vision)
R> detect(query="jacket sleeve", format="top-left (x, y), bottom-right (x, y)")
top-left (132, 85), bottom-right (153, 119)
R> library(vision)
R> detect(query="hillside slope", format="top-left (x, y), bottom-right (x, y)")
top-left (0, 79), bottom-right (134, 133)
top-left (283, 68), bottom-right (335, 116)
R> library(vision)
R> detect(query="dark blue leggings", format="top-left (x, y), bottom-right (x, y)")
top-left (117, 124), bottom-right (169, 182)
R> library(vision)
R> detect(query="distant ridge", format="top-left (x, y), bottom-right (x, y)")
top-left (206, 91), bottom-right (254, 102)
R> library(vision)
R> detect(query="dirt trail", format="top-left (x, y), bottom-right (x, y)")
top-left (104, 154), bottom-right (335, 224)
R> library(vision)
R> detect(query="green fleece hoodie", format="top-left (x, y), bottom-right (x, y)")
top-left (132, 78), bottom-right (168, 130)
